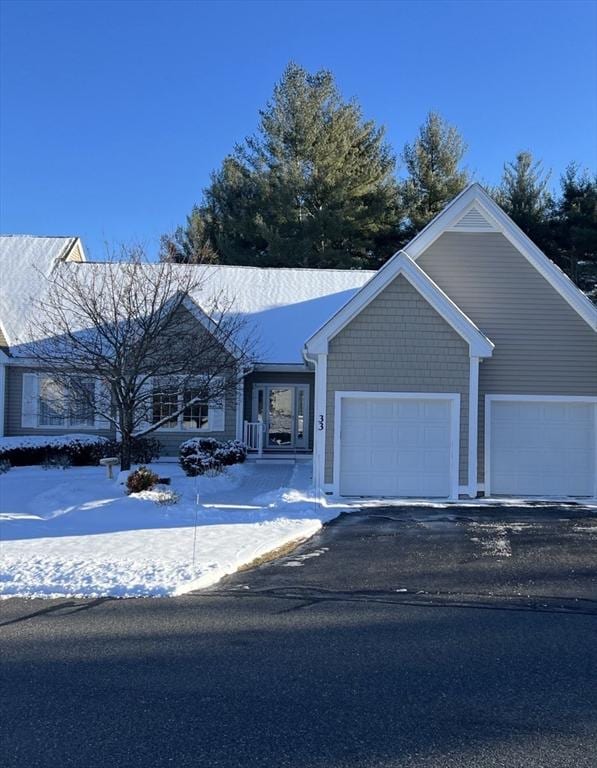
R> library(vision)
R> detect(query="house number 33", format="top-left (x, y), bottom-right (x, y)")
top-left (317, 415), bottom-right (325, 431)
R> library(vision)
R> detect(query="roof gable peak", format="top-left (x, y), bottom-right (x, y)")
top-left (305, 250), bottom-right (494, 358)
top-left (400, 184), bottom-right (597, 332)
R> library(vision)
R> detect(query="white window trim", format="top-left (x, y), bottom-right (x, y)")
top-left (0, 362), bottom-right (6, 437)
top-left (151, 376), bottom-right (225, 433)
top-left (332, 391), bottom-right (461, 501)
top-left (28, 373), bottom-right (103, 431)
top-left (484, 394), bottom-right (597, 499)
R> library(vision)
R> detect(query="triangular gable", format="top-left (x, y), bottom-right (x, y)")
top-left (181, 295), bottom-right (247, 361)
top-left (404, 183), bottom-right (597, 331)
top-left (304, 252), bottom-right (494, 358)
top-left (449, 204), bottom-right (496, 232)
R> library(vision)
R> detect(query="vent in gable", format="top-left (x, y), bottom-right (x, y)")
top-left (451, 205), bottom-right (496, 231)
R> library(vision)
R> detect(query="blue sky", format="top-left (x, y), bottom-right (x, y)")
top-left (1, 0), bottom-right (595, 260)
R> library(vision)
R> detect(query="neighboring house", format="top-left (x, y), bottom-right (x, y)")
top-left (1, 185), bottom-right (596, 499)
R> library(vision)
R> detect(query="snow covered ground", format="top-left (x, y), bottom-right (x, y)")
top-left (0, 461), bottom-right (339, 599)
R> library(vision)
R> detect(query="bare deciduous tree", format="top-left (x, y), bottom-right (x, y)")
top-left (25, 246), bottom-right (254, 470)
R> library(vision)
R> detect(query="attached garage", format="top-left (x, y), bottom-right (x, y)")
top-left (335, 393), bottom-right (460, 499)
top-left (486, 396), bottom-right (597, 497)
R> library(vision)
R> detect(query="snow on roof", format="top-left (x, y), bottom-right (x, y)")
top-left (0, 239), bottom-right (376, 363)
top-left (189, 265), bottom-right (376, 363)
top-left (0, 235), bottom-right (80, 348)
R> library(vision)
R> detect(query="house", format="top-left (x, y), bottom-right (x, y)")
top-left (1, 185), bottom-right (596, 499)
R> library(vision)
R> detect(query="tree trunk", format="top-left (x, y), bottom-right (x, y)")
top-left (120, 432), bottom-right (132, 472)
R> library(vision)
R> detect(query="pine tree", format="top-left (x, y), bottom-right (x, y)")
top-left (399, 112), bottom-right (468, 239)
top-left (164, 63), bottom-right (402, 269)
top-left (552, 163), bottom-right (597, 299)
top-left (159, 211), bottom-right (218, 264)
top-left (495, 151), bottom-right (554, 253)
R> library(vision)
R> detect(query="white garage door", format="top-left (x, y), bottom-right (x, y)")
top-left (338, 396), bottom-right (456, 498)
top-left (488, 399), bottom-right (596, 497)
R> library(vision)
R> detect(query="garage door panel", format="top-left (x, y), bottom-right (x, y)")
top-left (489, 400), bottom-right (596, 497)
top-left (371, 450), bottom-right (400, 472)
top-left (422, 449), bottom-right (451, 473)
top-left (424, 425), bottom-right (451, 448)
top-left (338, 396), bottom-right (455, 498)
top-left (370, 400), bottom-right (398, 420)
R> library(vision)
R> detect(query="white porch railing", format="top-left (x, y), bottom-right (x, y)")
top-left (243, 420), bottom-right (264, 456)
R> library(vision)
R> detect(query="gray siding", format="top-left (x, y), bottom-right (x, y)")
top-left (5, 366), bottom-right (115, 439)
top-left (243, 370), bottom-right (315, 450)
top-left (5, 366), bottom-right (237, 456)
top-left (417, 232), bottom-right (597, 482)
top-left (325, 274), bottom-right (470, 485)
top-left (155, 388), bottom-right (237, 455)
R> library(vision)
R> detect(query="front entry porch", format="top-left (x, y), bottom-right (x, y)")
top-left (244, 381), bottom-right (311, 456)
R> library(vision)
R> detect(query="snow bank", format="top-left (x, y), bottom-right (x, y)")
top-left (0, 462), bottom-right (335, 599)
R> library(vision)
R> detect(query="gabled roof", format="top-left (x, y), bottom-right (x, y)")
top-left (0, 247), bottom-right (375, 362)
top-left (186, 265), bottom-right (376, 363)
top-left (0, 235), bottom-right (86, 349)
top-left (305, 251), bottom-right (495, 358)
top-left (403, 183), bottom-right (597, 332)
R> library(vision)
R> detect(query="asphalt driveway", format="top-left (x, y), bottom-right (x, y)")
top-left (2, 503), bottom-right (597, 768)
top-left (212, 501), bottom-right (597, 612)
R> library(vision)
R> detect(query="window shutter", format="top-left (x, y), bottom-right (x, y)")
top-left (21, 373), bottom-right (39, 427)
top-left (208, 378), bottom-right (225, 432)
top-left (94, 380), bottom-right (111, 429)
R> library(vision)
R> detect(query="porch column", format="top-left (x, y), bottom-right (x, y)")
top-left (312, 353), bottom-right (327, 493)
top-left (468, 355), bottom-right (480, 498)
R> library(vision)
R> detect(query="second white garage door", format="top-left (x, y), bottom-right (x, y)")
top-left (486, 398), bottom-right (597, 497)
top-left (337, 394), bottom-right (458, 498)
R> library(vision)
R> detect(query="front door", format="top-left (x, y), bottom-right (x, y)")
top-left (252, 384), bottom-right (309, 449)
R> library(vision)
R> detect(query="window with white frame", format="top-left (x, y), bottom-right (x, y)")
top-left (152, 379), bottom-right (210, 431)
top-left (38, 376), bottom-right (96, 427)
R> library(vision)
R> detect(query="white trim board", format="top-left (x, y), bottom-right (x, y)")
top-left (306, 184), bottom-right (596, 355)
top-left (305, 252), bottom-right (494, 358)
top-left (467, 356), bottom-right (480, 498)
top-left (484, 394), bottom-right (597, 499)
top-left (311, 353), bottom-right (327, 492)
top-left (332, 391), bottom-right (461, 501)
top-left (404, 184), bottom-right (597, 332)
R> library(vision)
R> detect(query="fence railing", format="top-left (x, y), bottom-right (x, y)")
top-left (243, 421), bottom-right (264, 456)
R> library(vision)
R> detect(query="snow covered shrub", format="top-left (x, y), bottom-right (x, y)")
top-left (215, 440), bottom-right (247, 467)
top-left (150, 489), bottom-right (181, 505)
top-left (0, 459), bottom-right (11, 474)
top-left (96, 436), bottom-right (161, 464)
top-left (0, 435), bottom-right (108, 467)
top-left (42, 453), bottom-right (72, 471)
top-left (179, 438), bottom-right (247, 477)
top-left (126, 466), bottom-right (160, 495)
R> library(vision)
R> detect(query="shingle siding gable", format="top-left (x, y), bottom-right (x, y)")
top-left (325, 274), bottom-right (470, 486)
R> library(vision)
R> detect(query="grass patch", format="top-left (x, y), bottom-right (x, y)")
top-left (238, 537), bottom-right (309, 572)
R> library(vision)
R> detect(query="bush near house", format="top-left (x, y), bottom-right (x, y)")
top-left (97, 437), bottom-right (161, 465)
top-left (0, 434), bottom-right (161, 468)
top-left (0, 435), bottom-right (108, 467)
top-left (179, 438), bottom-right (247, 477)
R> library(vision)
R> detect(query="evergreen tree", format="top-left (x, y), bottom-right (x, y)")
top-left (552, 163), bottom-right (597, 299)
top-left (399, 112), bottom-right (468, 239)
top-left (159, 212), bottom-right (218, 264)
top-left (163, 63), bottom-right (402, 269)
top-left (495, 151), bottom-right (554, 253)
